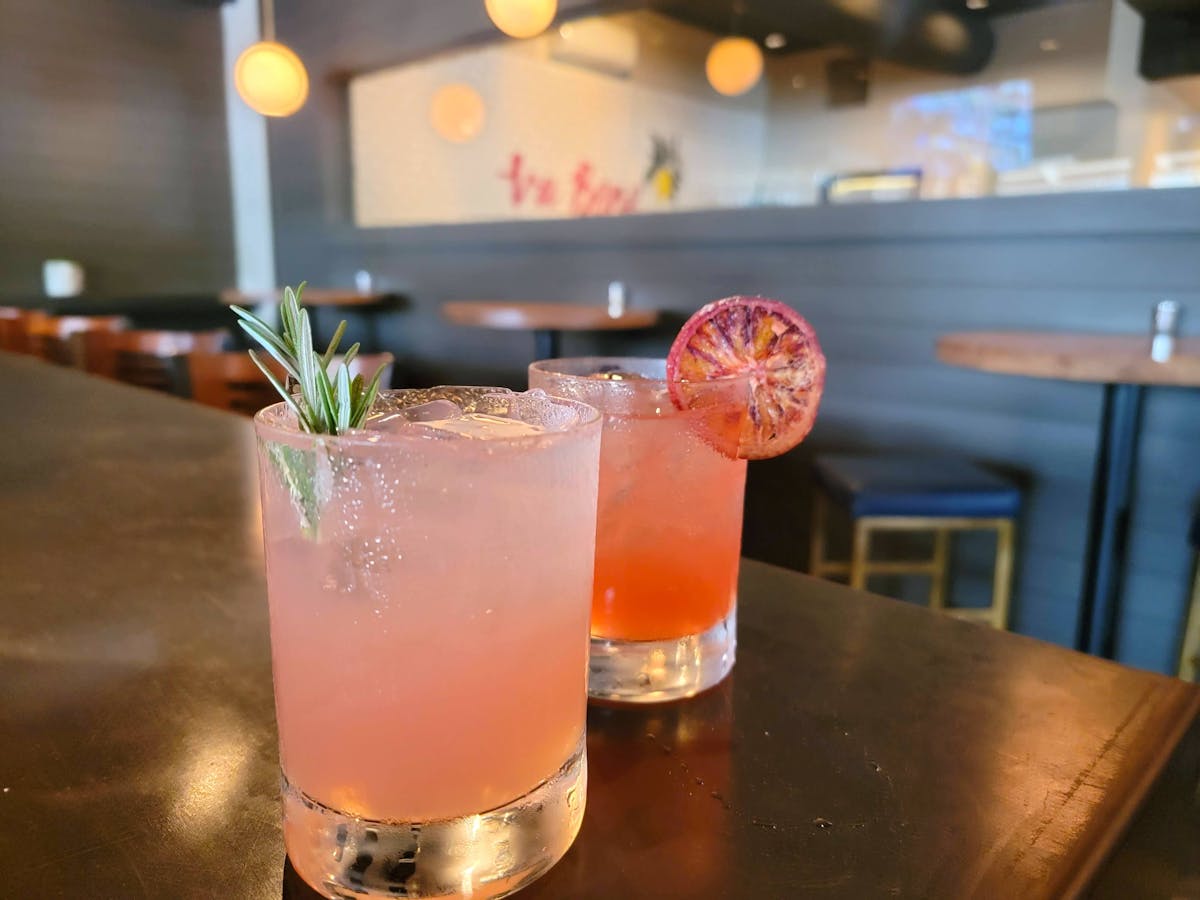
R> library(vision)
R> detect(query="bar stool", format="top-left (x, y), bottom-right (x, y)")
top-left (1178, 512), bottom-right (1200, 682)
top-left (809, 454), bottom-right (1020, 629)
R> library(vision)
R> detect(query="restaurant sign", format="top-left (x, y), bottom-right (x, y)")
top-left (349, 44), bottom-right (761, 227)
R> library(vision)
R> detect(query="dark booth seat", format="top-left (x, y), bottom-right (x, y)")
top-left (814, 454), bottom-right (1021, 519)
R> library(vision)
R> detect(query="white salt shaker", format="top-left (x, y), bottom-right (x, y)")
top-left (607, 281), bottom-right (628, 318)
top-left (1150, 300), bottom-right (1181, 363)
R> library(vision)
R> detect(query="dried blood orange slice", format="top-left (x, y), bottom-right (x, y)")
top-left (667, 296), bottom-right (825, 460)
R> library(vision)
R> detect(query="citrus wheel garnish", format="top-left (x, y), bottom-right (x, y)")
top-left (667, 296), bottom-right (826, 460)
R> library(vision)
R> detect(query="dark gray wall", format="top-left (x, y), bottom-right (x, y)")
top-left (271, 0), bottom-right (1200, 674)
top-left (0, 0), bottom-right (233, 296)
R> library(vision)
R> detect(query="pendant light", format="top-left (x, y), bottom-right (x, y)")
top-left (235, 0), bottom-right (309, 118)
top-left (484, 0), bottom-right (558, 39)
top-left (429, 83), bottom-right (487, 143)
top-left (706, 36), bottom-right (763, 97)
top-left (705, 2), bottom-right (763, 97)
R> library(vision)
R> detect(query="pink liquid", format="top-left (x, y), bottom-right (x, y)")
top-left (259, 425), bottom-right (598, 823)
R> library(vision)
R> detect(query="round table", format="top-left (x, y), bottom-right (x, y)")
top-left (938, 331), bottom-right (1200, 657)
top-left (220, 288), bottom-right (392, 307)
top-left (441, 301), bottom-right (659, 359)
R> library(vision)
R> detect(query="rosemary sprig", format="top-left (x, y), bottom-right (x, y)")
top-left (230, 283), bottom-right (386, 435)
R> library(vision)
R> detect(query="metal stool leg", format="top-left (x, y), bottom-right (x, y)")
top-left (534, 329), bottom-right (561, 360)
top-left (929, 529), bottom-right (950, 610)
top-left (1179, 563), bottom-right (1200, 681)
top-left (1077, 383), bottom-right (1145, 656)
top-left (850, 520), bottom-right (871, 590)
top-left (991, 520), bottom-right (1016, 630)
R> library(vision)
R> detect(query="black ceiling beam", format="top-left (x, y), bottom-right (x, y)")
top-left (642, 0), bottom-right (995, 75)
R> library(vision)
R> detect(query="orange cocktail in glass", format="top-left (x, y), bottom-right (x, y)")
top-left (529, 358), bottom-right (749, 703)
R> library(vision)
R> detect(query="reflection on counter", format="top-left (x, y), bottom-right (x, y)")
top-left (349, 0), bottom-right (1200, 226)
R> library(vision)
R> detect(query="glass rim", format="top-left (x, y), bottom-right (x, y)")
top-left (252, 385), bottom-right (602, 448)
top-left (529, 356), bottom-right (752, 388)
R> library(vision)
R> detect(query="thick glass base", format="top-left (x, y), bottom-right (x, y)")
top-left (588, 607), bottom-right (736, 703)
top-left (282, 739), bottom-right (586, 899)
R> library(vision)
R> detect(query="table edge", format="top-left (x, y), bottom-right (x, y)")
top-left (441, 301), bottom-right (659, 331)
top-left (935, 332), bottom-right (1200, 386)
top-left (220, 290), bottom-right (399, 307)
top-left (1051, 680), bottom-right (1200, 899)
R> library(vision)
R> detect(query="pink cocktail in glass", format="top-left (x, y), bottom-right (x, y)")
top-left (255, 387), bottom-right (601, 899)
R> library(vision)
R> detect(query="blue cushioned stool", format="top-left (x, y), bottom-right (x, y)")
top-left (809, 454), bottom-right (1021, 629)
top-left (1178, 511), bottom-right (1200, 681)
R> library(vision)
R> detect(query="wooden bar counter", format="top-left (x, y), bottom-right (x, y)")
top-left (0, 352), bottom-right (1196, 899)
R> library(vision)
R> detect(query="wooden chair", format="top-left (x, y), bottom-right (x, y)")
top-left (809, 454), bottom-right (1020, 629)
top-left (27, 315), bottom-right (127, 367)
top-left (0, 308), bottom-right (50, 354)
top-left (84, 329), bottom-right (228, 396)
top-left (188, 351), bottom-right (394, 416)
top-left (0, 308), bottom-right (25, 352)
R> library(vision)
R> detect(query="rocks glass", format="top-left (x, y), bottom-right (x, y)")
top-left (530, 358), bottom-right (750, 703)
top-left (254, 387), bottom-right (601, 898)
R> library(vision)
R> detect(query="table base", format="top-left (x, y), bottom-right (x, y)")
top-left (1077, 383), bottom-right (1145, 656)
top-left (534, 329), bottom-right (561, 360)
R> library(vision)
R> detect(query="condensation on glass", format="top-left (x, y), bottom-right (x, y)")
top-left (254, 387), bottom-right (601, 899)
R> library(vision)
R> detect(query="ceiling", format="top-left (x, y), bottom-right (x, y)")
top-left (639, 0), bottom-right (1077, 74)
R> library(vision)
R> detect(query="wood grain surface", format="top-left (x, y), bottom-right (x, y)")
top-left (1, 353), bottom-right (1196, 899)
top-left (220, 288), bottom-right (395, 308)
top-left (442, 301), bottom-right (659, 332)
top-left (938, 332), bottom-right (1200, 386)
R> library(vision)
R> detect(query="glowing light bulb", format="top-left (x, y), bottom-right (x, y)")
top-left (429, 83), bottom-right (487, 143)
top-left (484, 0), bottom-right (558, 39)
top-left (234, 41), bottom-right (309, 117)
top-left (705, 37), bottom-right (763, 97)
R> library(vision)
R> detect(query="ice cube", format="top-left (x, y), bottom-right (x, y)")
top-left (401, 399), bottom-right (464, 422)
top-left (364, 400), bottom-right (464, 434)
top-left (362, 411), bottom-right (408, 434)
top-left (418, 413), bottom-right (546, 439)
top-left (505, 389), bottom-right (581, 432)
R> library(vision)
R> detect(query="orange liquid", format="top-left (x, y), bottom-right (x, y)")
top-left (590, 413), bottom-right (746, 641)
